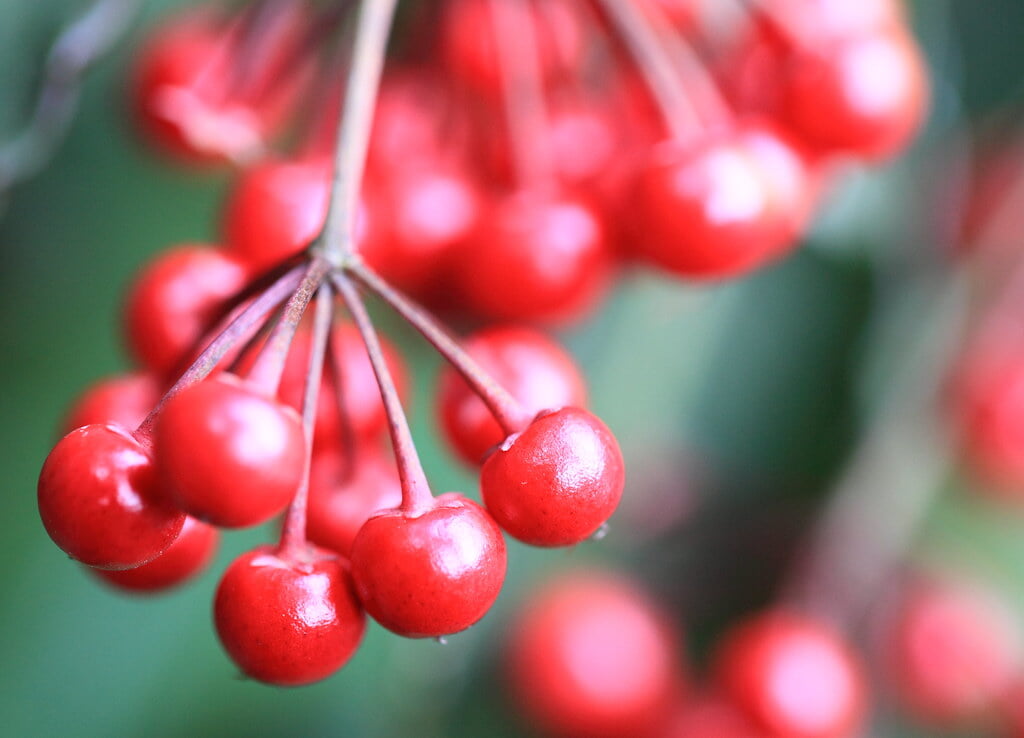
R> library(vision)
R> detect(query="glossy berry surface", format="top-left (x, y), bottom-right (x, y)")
top-left (438, 325), bottom-right (587, 466)
top-left (214, 545), bottom-right (365, 686)
top-left (93, 515), bottom-right (219, 593)
top-left (713, 610), bottom-right (866, 738)
top-left (454, 193), bottom-right (611, 323)
top-left (123, 244), bottom-right (248, 377)
top-left (349, 494), bottom-right (506, 638)
top-left (61, 371), bottom-right (160, 435)
top-left (306, 449), bottom-right (402, 557)
top-left (506, 570), bottom-right (682, 738)
top-left (481, 407), bottom-right (624, 546)
top-left (38, 424), bottom-right (185, 569)
top-left (154, 375), bottom-right (305, 528)
top-left (885, 582), bottom-right (1021, 725)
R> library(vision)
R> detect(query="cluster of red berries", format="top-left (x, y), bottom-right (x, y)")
top-left (129, 0), bottom-right (927, 327)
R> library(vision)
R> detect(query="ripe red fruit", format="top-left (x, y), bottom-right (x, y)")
top-left (885, 582), bottom-right (1021, 725)
top-left (437, 325), bottom-right (587, 465)
top-left (628, 123), bottom-right (812, 279)
top-left (123, 244), bottom-right (249, 377)
top-left (61, 372), bottom-right (160, 435)
top-left (780, 28), bottom-right (928, 161)
top-left (38, 424), bottom-right (185, 569)
top-left (154, 375), bottom-right (306, 528)
top-left (713, 610), bottom-right (866, 738)
top-left (506, 570), bottom-right (683, 738)
top-left (306, 449), bottom-right (402, 557)
top-left (454, 192), bottom-right (613, 323)
top-left (480, 407), bottom-right (624, 546)
top-left (349, 494), bottom-right (506, 637)
top-left (214, 545), bottom-right (365, 686)
top-left (92, 515), bottom-right (219, 593)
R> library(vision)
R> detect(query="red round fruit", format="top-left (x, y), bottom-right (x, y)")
top-left (61, 372), bottom-right (160, 435)
top-left (713, 610), bottom-right (866, 738)
top-left (214, 545), bottom-right (365, 686)
top-left (154, 375), bottom-right (306, 528)
top-left (885, 581), bottom-right (1021, 725)
top-left (123, 244), bottom-right (248, 377)
top-left (306, 449), bottom-right (402, 557)
top-left (437, 325), bottom-right (586, 465)
top-left (481, 407), bottom-right (624, 546)
top-left (93, 515), bottom-right (218, 593)
top-left (506, 570), bottom-right (683, 738)
top-left (38, 424), bottom-right (185, 569)
top-left (628, 123), bottom-right (811, 279)
top-left (780, 28), bottom-right (928, 161)
top-left (454, 192), bottom-right (612, 323)
top-left (349, 494), bottom-right (506, 637)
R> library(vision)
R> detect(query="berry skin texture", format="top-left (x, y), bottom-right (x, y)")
top-left (306, 449), bottom-right (402, 558)
top-left (438, 325), bottom-right (587, 466)
top-left (214, 545), bottom-right (365, 686)
top-left (93, 515), bottom-right (219, 593)
top-left (885, 582), bottom-right (1021, 725)
top-left (506, 570), bottom-right (683, 738)
top-left (480, 407), bottom-right (624, 546)
top-left (123, 244), bottom-right (249, 377)
top-left (154, 375), bottom-right (306, 528)
top-left (38, 424), bottom-right (185, 570)
top-left (61, 371), bottom-right (160, 435)
top-left (713, 610), bottom-right (866, 738)
top-left (349, 494), bottom-right (507, 638)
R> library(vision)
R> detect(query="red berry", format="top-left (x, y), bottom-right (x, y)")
top-left (437, 325), bottom-right (586, 465)
top-left (506, 570), bottom-right (683, 738)
top-left (214, 545), bottom-right (365, 686)
top-left (61, 372), bottom-right (160, 435)
top-left (713, 610), bottom-right (866, 738)
top-left (628, 123), bottom-right (812, 279)
top-left (92, 515), bottom-right (218, 593)
top-left (885, 581), bottom-right (1021, 725)
top-left (306, 449), bottom-right (402, 557)
top-left (454, 192), bottom-right (612, 323)
top-left (123, 244), bottom-right (248, 377)
top-left (154, 375), bottom-right (306, 528)
top-left (780, 28), bottom-right (929, 161)
top-left (481, 407), bottom-right (624, 546)
top-left (349, 494), bottom-right (506, 637)
top-left (38, 424), bottom-right (185, 569)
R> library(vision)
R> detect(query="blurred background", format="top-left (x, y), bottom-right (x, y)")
top-left (4, 0), bottom-right (1024, 736)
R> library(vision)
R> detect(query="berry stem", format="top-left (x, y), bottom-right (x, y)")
top-left (489, 0), bottom-right (554, 190)
top-left (135, 263), bottom-right (306, 441)
top-left (326, 326), bottom-right (359, 481)
top-left (313, 0), bottom-right (398, 265)
top-left (344, 263), bottom-right (533, 435)
top-left (334, 272), bottom-right (434, 515)
top-left (278, 282), bottom-right (333, 559)
top-left (246, 258), bottom-right (329, 395)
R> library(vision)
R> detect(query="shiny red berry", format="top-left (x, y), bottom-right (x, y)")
top-left (214, 545), bottom-right (365, 686)
top-left (349, 494), bottom-right (506, 638)
top-left (713, 610), bottom-right (866, 738)
top-left (38, 424), bottom-right (185, 569)
top-left (123, 244), bottom-right (248, 377)
top-left (92, 515), bottom-right (218, 593)
top-left (506, 570), bottom-right (683, 738)
top-left (885, 581), bottom-right (1021, 725)
top-left (437, 325), bottom-right (586, 465)
top-left (154, 375), bottom-right (306, 528)
top-left (454, 192), bottom-right (612, 323)
top-left (306, 449), bottom-right (402, 557)
top-left (480, 407), bottom-right (624, 546)
top-left (61, 371), bottom-right (160, 435)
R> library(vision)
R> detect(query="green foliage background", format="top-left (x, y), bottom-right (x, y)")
top-left (2, 1), bottom-right (1024, 736)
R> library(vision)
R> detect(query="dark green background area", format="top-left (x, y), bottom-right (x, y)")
top-left (3, 1), bottom-right (1024, 737)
